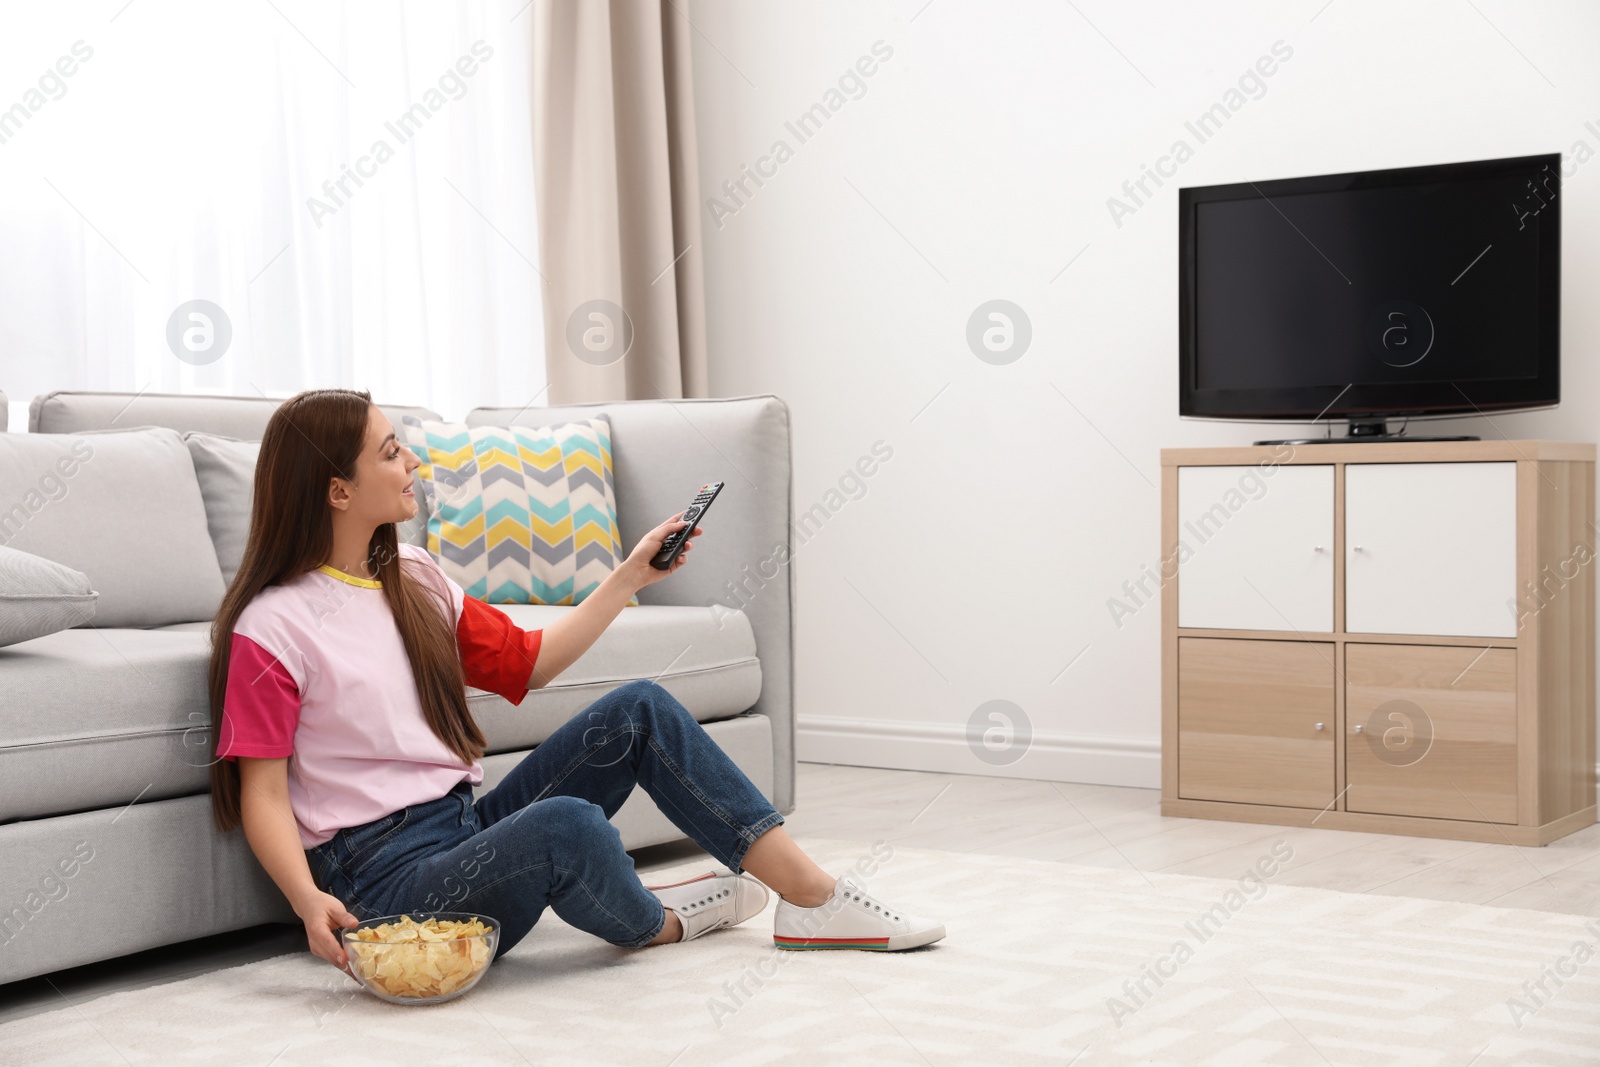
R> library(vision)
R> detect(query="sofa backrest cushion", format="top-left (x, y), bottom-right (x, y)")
top-left (28, 391), bottom-right (438, 576)
top-left (0, 426), bottom-right (226, 627)
top-left (181, 429), bottom-right (430, 588)
top-left (0, 544), bottom-right (97, 646)
top-left (182, 432), bottom-right (259, 588)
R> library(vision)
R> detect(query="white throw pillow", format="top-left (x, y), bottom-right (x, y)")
top-left (0, 544), bottom-right (98, 646)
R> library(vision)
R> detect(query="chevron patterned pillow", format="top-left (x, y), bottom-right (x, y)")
top-left (398, 414), bottom-right (634, 606)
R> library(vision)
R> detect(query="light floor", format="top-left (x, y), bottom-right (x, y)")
top-left (3, 761), bottom-right (1598, 1028)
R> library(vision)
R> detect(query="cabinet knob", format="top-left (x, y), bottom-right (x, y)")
top-left (1353, 545), bottom-right (1366, 553)
top-left (1313, 545), bottom-right (1325, 553)
top-left (1354, 724), bottom-right (1364, 733)
top-left (1315, 722), bottom-right (1325, 731)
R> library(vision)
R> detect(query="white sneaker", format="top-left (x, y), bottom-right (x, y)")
top-left (773, 873), bottom-right (945, 951)
top-left (646, 868), bottom-right (770, 943)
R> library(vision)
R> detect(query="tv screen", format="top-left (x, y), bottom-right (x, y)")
top-left (1179, 153), bottom-right (1560, 423)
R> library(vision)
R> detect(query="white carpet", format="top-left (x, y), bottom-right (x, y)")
top-left (2, 837), bottom-right (1598, 1067)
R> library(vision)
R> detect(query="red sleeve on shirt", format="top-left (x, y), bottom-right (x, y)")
top-left (457, 595), bottom-right (543, 707)
top-left (217, 633), bottom-right (301, 760)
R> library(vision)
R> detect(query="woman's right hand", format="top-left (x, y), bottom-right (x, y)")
top-left (620, 512), bottom-right (703, 589)
top-left (295, 890), bottom-right (361, 977)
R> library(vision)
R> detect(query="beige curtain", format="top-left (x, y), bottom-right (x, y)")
top-left (530, 0), bottom-right (709, 404)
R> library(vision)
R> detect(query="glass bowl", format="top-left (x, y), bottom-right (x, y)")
top-left (338, 911), bottom-right (499, 1005)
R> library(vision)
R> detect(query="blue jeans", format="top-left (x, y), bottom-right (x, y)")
top-left (304, 680), bottom-right (784, 954)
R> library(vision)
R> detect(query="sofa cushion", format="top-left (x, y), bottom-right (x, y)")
top-left (399, 414), bottom-right (630, 605)
top-left (0, 426), bottom-right (226, 627)
top-left (465, 603), bottom-right (761, 751)
top-left (0, 628), bottom-right (214, 825)
top-left (180, 432), bottom-right (429, 588)
top-left (0, 546), bottom-right (98, 647)
top-left (0, 605), bottom-right (760, 824)
top-left (181, 432), bottom-right (259, 587)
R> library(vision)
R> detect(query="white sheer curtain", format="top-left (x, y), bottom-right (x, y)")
top-left (0, 0), bottom-right (544, 428)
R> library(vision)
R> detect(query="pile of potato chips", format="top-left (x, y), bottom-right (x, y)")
top-left (345, 915), bottom-right (496, 1000)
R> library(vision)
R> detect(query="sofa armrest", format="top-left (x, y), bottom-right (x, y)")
top-left (465, 395), bottom-right (796, 812)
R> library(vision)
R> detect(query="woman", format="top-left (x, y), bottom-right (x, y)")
top-left (206, 388), bottom-right (943, 976)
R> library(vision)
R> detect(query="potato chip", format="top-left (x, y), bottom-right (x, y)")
top-left (345, 914), bottom-right (496, 1001)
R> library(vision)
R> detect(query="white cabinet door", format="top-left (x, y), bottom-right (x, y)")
top-left (1344, 462), bottom-right (1517, 637)
top-left (1177, 465), bottom-right (1334, 631)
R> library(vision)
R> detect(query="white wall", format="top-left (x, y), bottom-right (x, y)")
top-left (686, 0), bottom-right (1600, 788)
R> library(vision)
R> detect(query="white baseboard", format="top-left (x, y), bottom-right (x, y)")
top-left (798, 723), bottom-right (1600, 800)
top-left (796, 715), bottom-right (1161, 789)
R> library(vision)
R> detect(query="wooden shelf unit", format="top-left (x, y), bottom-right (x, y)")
top-left (1160, 440), bottom-right (1597, 846)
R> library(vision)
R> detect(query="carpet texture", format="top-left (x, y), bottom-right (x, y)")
top-left (1, 837), bottom-right (1597, 1066)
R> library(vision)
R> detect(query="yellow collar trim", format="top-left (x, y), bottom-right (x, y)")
top-left (316, 564), bottom-right (382, 589)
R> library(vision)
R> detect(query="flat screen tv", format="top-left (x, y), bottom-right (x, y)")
top-left (1178, 153), bottom-right (1560, 440)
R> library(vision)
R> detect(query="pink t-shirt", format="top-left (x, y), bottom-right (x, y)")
top-left (216, 542), bottom-right (541, 848)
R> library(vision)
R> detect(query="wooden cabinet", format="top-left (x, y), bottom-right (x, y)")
top-left (1344, 462), bottom-right (1518, 637)
top-left (1344, 643), bottom-right (1518, 823)
top-left (1176, 465), bottom-right (1334, 632)
top-left (1177, 638), bottom-right (1335, 809)
top-left (1161, 441), bottom-right (1596, 846)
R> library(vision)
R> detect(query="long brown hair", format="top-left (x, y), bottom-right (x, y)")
top-left (207, 388), bottom-right (485, 834)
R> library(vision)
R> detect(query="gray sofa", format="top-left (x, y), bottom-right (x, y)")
top-left (0, 389), bottom-right (794, 987)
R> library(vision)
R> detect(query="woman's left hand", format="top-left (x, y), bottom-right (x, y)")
top-left (621, 512), bottom-right (704, 589)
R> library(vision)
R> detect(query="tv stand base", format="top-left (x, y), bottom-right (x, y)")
top-left (1255, 434), bottom-right (1481, 445)
top-left (1255, 417), bottom-right (1478, 446)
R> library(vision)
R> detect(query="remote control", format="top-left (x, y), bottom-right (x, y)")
top-left (649, 482), bottom-right (723, 570)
